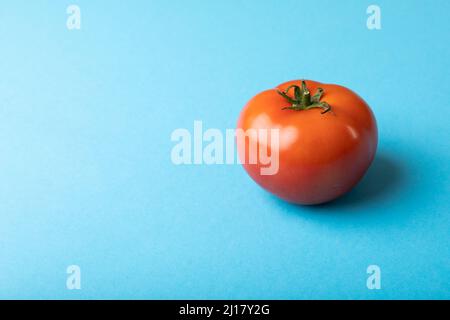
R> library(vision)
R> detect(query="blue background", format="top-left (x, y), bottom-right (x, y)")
top-left (0, 0), bottom-right (449, 299)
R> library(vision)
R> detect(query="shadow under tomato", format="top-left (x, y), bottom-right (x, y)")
top-left (271, 152), bottom-right (408, 212)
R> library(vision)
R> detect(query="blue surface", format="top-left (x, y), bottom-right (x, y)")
top-left (0, 0), bottom-right (449, 299)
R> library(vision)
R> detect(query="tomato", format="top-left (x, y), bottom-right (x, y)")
top-left (237, 80), bottom-right (378, 205)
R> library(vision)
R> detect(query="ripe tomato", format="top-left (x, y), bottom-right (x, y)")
top-left (237, 80), bottom-right (378, 205)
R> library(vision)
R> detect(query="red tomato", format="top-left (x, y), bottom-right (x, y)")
top-left (237, 80), bottom-right (378, 205)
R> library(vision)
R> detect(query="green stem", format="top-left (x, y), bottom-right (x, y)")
top-left (278, 81), bottom-right (331, 114)
top-left (301, 88), bottom-right (311, 106)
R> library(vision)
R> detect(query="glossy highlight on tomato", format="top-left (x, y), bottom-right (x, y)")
top-left (237, 80), bottom-right (378, 205)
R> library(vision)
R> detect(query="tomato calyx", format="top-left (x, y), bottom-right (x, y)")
top-left (277, 81), bottom-right (331, 114)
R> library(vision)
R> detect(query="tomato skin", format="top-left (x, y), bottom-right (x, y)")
top-left (237, 80), bottom-right (378, 205)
